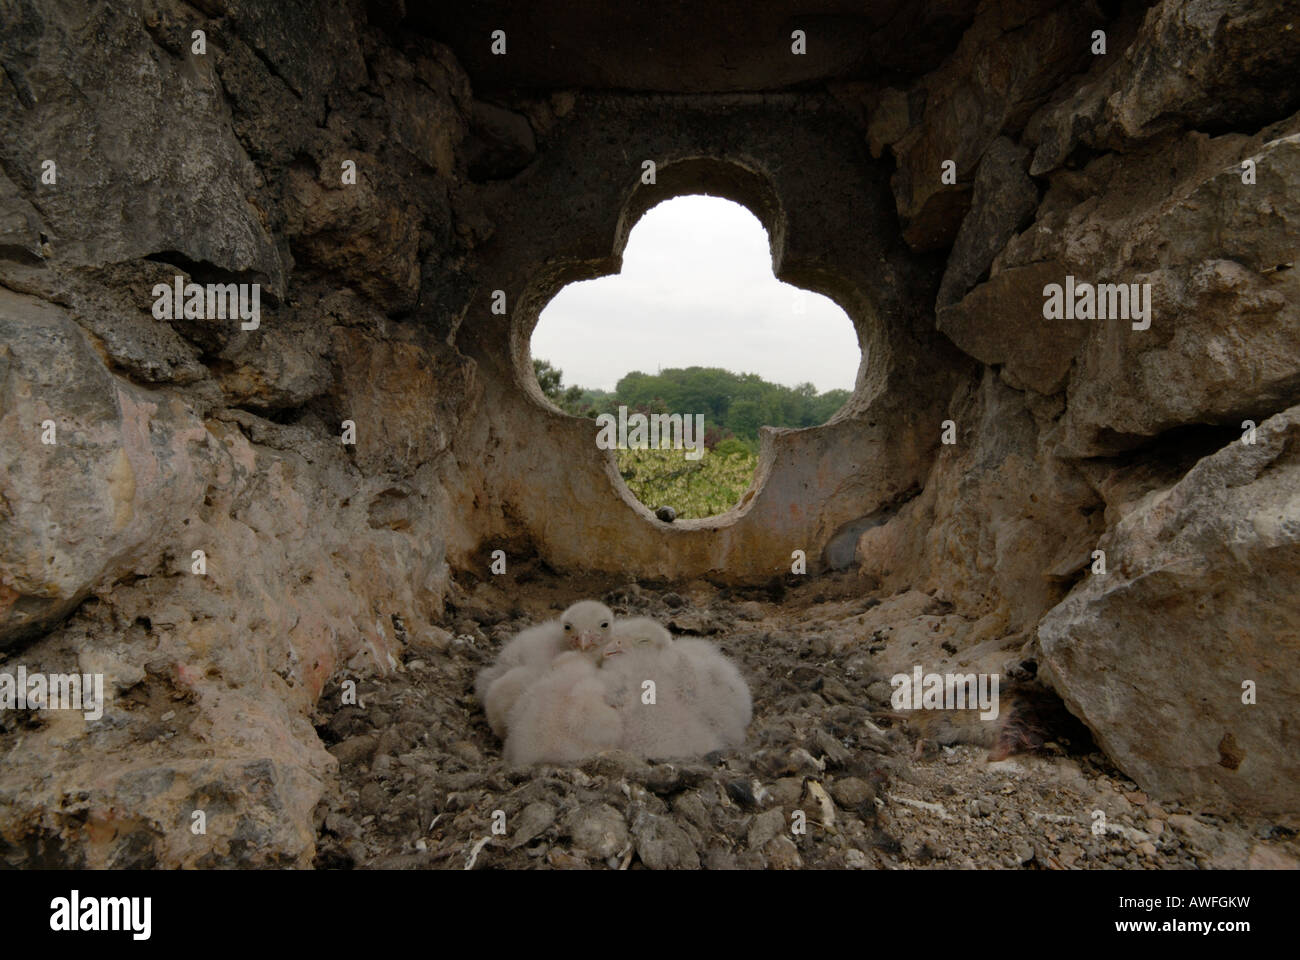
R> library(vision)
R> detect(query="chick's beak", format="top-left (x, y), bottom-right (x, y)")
top-left (576, 630), bottom-right (600, 651)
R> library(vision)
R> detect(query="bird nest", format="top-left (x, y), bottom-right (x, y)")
top-left (309, 573), bottom-right (1260, 870)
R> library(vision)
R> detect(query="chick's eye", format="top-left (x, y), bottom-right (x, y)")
top-left (563, 624), bottom-right (571, 631)
top-left (600, 622), bottom-right (609, 629)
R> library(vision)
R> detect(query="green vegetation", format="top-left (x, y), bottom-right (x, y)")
top-left (613, 367), bottom-right (849, 448)
top-left (532, 359), bottom-right (850, 449)
top-left (533, 358), bottom-right (848, 518)
top-left (615, 445), bottom-right (758, 519)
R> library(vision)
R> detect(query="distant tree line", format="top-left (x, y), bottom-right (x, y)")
top-left (533, 359), bottom-right (851, 452)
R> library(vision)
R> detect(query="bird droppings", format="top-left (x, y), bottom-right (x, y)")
top-left (310, 572), bottom-right (1300, 870)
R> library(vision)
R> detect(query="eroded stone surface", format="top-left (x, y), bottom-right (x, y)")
top-left (0, 0), bottom-right (286, 288)
top-left (0, 289), bottom-right (213, 643)
top-left (2, 0), bottom-right (1299, 867)
top-left (1038, 405), bottom-right (1300, 815)
top-left (999, 127), bottom-right (1300, 455)
top-left (1027, 0), bottom-right (1300, 174)
top-left (886, 0), bottom-right (1096, 251)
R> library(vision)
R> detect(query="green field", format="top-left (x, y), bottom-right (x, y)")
top-left (615, 445), bottom-right (759, 519)
top-left (536, 357), bottom-right (845, 518)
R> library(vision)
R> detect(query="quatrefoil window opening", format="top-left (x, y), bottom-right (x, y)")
top-left (531, 195), bottom-right (858, 519)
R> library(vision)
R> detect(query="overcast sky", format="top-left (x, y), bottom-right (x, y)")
top-left (531, 195), bottom-right (861, 394)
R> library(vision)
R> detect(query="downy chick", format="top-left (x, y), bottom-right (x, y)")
top-left (476, 600), bottom-right (614, 738)
top-left (503, 651), bottom-right (622, 766)
top-left (672, 636), bottom-right (752, 748)
top-left (601, 617), bottom-right (723, 759)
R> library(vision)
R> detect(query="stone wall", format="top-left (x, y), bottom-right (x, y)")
top-left (1, 0), bottom-right (1297, 865)
top-left (859, 0), bottom-right (1300, 814)
top-left (0, 0), bottom-right (475, 865)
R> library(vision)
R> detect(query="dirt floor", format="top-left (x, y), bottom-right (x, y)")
top-left (311, 570), bottom-right (1299, 870)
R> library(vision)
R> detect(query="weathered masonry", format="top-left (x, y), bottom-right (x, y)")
top-left (1, 0), bottom-right (1297, 866)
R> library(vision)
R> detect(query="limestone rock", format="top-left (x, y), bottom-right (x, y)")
top-left (1039, 404), bottom-right (1300, 815)
top-left (866, 87), bottom-right (910, 159)
top-left (330, 328), bottom-right (476, 477)
top-left (208, 304), bottom-right (333, 411)
top-left (371, 46), bottom-right (470, 179)
top-left (937, 261), bottom-right (1086, 395)
top-left (194, 0), bottom-right (368, 121)
top-left (857, 370), bottom-right (1103, 633)
top-left (0, 754), bottom-right (328, 868)
top-left (0, 289), bottom-right (214, 644)
top-left (0, 169), bottom-right (47, 264)
top-left (888, 1), bottom-right (1095, 251)
top-left (952, 124), bottom-right (1300, 454)
top-left (0, 1), bottom-right (285, 289)
top-left (1056, 135), bottom-right (1300, 447)
top-left (936, 137), bottom-right (1038, 309)
top-left (284, 158), bottom-right (421, 312)
top-left (1029, 0), bottom-right (1300, 174)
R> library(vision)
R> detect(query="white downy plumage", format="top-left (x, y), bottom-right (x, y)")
top-left (475, 600), bottom-right (614, 738)
top-left (600, 617), bottom-right (725, 759)
top-left (672, 636), bottom-right (752, 748)
top-left (503, 651), bottom-right (622, 765)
